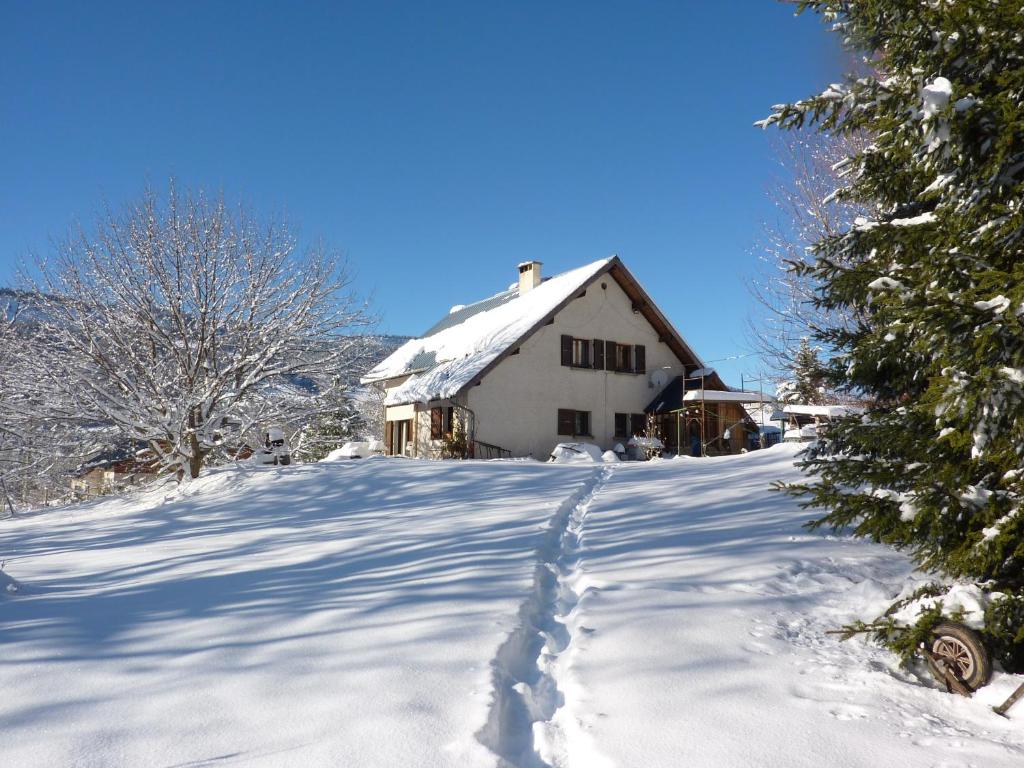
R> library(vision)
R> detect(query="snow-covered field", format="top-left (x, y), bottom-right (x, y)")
top-left (1, 446), bottom-right (1022, 767)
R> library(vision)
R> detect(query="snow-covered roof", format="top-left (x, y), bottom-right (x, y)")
top-left (744, 402), bottom-right (784, 423)
top-left (362, 258), bottom-right (616, 404)
top-left (681, 389), bottom-right (773, 404)
top-left (782, 404), bottom-right (862, 418)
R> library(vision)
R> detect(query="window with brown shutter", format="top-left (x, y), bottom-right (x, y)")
top-left (614, 412), bottom-right (628, 438)
top-left (634, 345), bottom-right (646, 374)
top-left (605, 340), bottom-right (616, 370)
top-left (575, 410), bottom-right (590, 436)
top-left (571, 338), bottom-right (591, 368)
top-left (615, 343), bottom-right (632, 372)
top-left (557, 408), bottom-right (575, 436)
top-left (430, 408), bottom-right (442, 439)
top-left (593, 339), bottom-right (605, 370)
top-left (561, 335), bottom-right (573, 367)
top-left (630, 413), bottom-right (646, 436)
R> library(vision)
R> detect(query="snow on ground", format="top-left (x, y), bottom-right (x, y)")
top-left (1, 445), bottom-right (1022, 767)
top-left (545, 446), bottom-right (1024, 768)
top-left (0, 459), bottom-right (595, 767)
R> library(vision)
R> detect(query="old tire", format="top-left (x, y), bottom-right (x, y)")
top-left (926, 622), bottom-right (991, 691)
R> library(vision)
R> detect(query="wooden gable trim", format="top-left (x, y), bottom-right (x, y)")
top-left (604, 262), bottom-right (728, 387)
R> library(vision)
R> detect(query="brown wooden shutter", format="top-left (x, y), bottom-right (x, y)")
top-left (557, 409), bottom-right (574, 436)
top-left (582, 339), bottom-right (591, 368)
top-left (593, 339), bottom-right (604, 369)
top-left (385, 421), bottom-right (394, 455)
top-left (605, 341), bottom-right (616, 371)
top-left (430, 407), bottom-right (442, 439)
top-left (561, 335), bottom-right (572, 367)
top-left (614, 412), bottom-right (627, 438)
top-left (635, 344), bottom-right (646, 374)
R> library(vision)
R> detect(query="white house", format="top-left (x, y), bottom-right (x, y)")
top-left (361, 257), bottom-right (759, 460)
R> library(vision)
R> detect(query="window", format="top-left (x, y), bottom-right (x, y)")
top-left (561, 335), bottom-right (592, 368)
top-left (606, 341), bottom-right (646, 374)
top-left (430, 406), bottom-right (455, 440)
top-left (615, 412), bottom-right (648, 438)
top-left (575, 410), bottom-right (590, 436)
top-left (572, 338), bottom-right (591, 367)
top-left (557, 408), bottom-right (591, 436)
top-left (613, 343), bottom-right (628, 372)
top-left (562, 336), bottom-right (643, 374)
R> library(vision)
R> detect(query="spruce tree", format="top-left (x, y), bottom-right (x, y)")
top-left (760, 1), bottom-right (1024, 667)
top-left (777, 338), bottom-right (827, 405)
top-left (297, 392), bottom-right (366, 462)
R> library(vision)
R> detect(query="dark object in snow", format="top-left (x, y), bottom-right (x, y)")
top-left (257, 428), bottom-right (292, 466)
top-left (994, 681), bottom-right (1024, 718)
top-left (923, 622), bottom-right (991, 696)
top-left (829, 619), bottom-right (1002, 704)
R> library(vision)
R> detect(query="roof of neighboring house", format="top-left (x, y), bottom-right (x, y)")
top-left (682, 389), bottom-right (773, 404)
top-left (782, 404), bottom-right (863, 418)
top-left (362, 256), bottom-right (711, 406)
top-left (645, 377), bottom-right (769, 414)
top-left (71, 441), bottom-right (153, 477)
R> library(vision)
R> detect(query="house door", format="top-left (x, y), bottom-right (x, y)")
top-left (393, 419), bottom-right (413, 456)
top-left (385, 420), bottom-right (413, 456)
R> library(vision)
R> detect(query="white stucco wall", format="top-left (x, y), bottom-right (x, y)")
top-left (465, 274), bottom-right (686, 460)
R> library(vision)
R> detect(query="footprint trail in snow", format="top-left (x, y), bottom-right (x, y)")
top-left (476, 466), bottom-right (611, 768)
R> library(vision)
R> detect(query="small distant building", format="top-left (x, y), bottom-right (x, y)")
top-left (70, 443), bottom-right (157, 498)
top-left (362, 256), bottom-right (767, 459)
top-left (782, 404), bottom-right (862, 442)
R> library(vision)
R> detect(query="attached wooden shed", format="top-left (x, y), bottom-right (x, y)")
top-left (645, 374), bottom-right (767, 456)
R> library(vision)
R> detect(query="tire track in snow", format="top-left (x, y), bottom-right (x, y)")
top-left (476, 466), bottom-right (610, 768)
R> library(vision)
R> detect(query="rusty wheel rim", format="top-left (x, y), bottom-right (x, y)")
top-left (932, 636), bottom-right (976, 679)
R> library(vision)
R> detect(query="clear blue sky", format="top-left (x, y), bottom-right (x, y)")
top-left (0, 1), bottom-right (844, 385)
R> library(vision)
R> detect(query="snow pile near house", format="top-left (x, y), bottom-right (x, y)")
top-left (549, 442), bottom-right (605, 463)
top-left (362, 258), bottom-right (613, 405)
top-left (321, 439), bottom-right (385, 461)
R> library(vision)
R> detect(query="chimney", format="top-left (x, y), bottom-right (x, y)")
top-left (518, 261), bottom-right (542, 293)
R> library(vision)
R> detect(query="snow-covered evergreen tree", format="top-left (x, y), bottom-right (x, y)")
top-left (294, 389), bottom-right (366, 462)
top-left (760, 1), bottom-right (1024, 667)
top-left (776, 338), bottom-right (826, 405)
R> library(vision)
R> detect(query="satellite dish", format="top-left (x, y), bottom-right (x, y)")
top-left (650, 369), bottom-right (669, 389)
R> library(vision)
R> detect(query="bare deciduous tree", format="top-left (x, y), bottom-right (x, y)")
top-left (12, 183), bottom-right (372, 480)
top-left (746, 130), bottom-right (868, 377)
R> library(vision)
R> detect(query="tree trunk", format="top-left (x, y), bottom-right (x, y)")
top-left (187, 406), bottom-right (204, 479)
